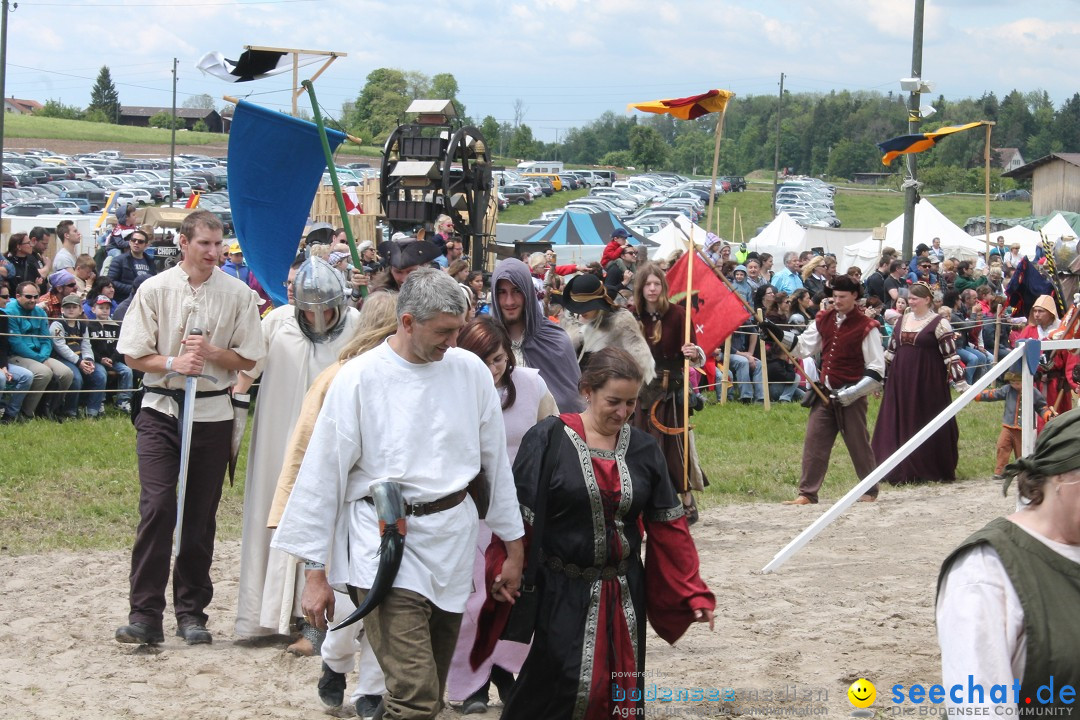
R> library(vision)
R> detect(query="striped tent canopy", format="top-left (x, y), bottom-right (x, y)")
top-left (524, 210), bottom-right (654, 246)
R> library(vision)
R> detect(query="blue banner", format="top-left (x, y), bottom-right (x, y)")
top-left (228, 101), bottom-right (345, 306)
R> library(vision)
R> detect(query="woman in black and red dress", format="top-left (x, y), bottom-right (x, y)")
top-left (872, 281), bottom-right (968, 483)
top-left (479, 347), bottom-right (714, 720)
top-left (629, 262), bottom-right (706, 520)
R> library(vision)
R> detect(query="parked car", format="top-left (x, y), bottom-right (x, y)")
top-left (502, 188), bottom-right (533, 205)
top-left (995, 189), bottom-right (1031, 201)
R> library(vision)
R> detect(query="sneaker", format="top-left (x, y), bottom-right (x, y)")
top-left (176, 623), bottom-right (213, 645)
top-left (354, 694), bottom-right (383, 719)
top-left (317, 662), bottom-right (346, 708)
top-left (115, 622), bottom-right (165, 645)
top-left (992, 473), bottom-right (1005, 480)
top-left (116, 400), bottom-right (131, 414)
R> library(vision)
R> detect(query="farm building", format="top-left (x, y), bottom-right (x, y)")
top-left (1003, 152), bottom-right (1080, 216)
top-left (119, 106), bottom-right (225, 133)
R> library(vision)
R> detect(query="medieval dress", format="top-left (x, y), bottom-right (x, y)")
top-left (631, 302), bottom-right (706, 494)
top-left (480, 414), bottom-right (714, 720)
top-left (871, 312), bottom-right (964, 484)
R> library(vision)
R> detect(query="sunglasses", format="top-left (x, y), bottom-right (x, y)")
top-left (20, 293), bottom-right (40, 299)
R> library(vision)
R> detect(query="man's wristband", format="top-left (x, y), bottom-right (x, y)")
top-left (303, 560), bottom-right (325, 571)
top-left (165, 356), bottom-right (175, 372)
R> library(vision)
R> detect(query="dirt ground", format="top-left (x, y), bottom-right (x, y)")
top-left (0, 479), bottom-right (1012, 719)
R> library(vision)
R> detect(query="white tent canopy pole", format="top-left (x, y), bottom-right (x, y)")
top-left (762, 341), bottom-right (1040, 574)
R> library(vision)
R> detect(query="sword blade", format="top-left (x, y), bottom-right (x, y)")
top-left (173, 375), bottom-right (199, 557)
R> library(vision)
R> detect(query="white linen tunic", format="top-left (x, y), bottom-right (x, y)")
top-left (271, 342), bottom-right (525, 613)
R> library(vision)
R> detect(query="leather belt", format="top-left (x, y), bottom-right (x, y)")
top-left (145, 386), bottom-right (230, 401)
top-left (544, 554), bottom-right (628, 582)
top-left (364, 488), bottom-right (468, 517)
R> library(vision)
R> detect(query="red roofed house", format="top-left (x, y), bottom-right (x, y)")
top-left (4, 97), bottom-right (43, 114)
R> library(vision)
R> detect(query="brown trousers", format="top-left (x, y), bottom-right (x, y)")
top-left (359, 587), bottom-right (463, 720)
top-left (128, 408), bottom-right (232, 631)
top-left (995, 427), bottom-right (1023, 474)
top-left (799, 396), bottom-right (878, 503)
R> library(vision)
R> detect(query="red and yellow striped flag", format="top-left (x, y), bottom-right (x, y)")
top-left (628, 89), bottom-right (734, 120)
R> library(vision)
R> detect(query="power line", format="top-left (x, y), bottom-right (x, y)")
top-left (29, 0), bottom-right (323, 6)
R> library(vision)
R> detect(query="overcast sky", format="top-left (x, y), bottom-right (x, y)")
top-left (6, 0), bottom-right (1079, 142)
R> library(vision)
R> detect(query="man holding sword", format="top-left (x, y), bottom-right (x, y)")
top-left (115, 210), bottom-right (264, 646)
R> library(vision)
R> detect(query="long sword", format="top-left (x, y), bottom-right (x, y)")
top-left (167, 328), bottom-right (218, 558)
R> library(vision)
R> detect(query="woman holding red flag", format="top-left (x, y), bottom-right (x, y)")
top-left (630, 262), bottom-right (706, 522)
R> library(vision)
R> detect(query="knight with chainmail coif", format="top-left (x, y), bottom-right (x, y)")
top-left (233, 257), bottom-right (362, 653)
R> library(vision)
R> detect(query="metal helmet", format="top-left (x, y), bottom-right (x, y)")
top-left (293, 257), bottom-right (348, 343)
top-left (1053, 235), bottom-right (1078, 274)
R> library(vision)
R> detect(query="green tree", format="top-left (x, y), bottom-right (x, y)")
top-left (88, 66), bottom-right (120, 123)
top-left (38, 99), bottom-right (83, 120)
top-left (192, 119), bottom-right (209, 133)
top-left (479, 115), bottom-right (500, 151)
top-left (628, 125), bottom-right (669, 171)
top-left (824, 138), bottom-right (878, 179)
top-left (599, 150), bottom-right (633, 167)
top-left (431, 72), bottom-right (466, 120)
top-left (83, 108), bottom-right (110, 123)
top-left (148, 111), bottom-right (185, 130)
top-left (509, 125), bottom-right (537, 158)
top-left (183, 93), bottom-right (216, 110)
top-left (350, 68), bottom-right (410, 144)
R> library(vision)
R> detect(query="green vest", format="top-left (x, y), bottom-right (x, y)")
top-left (939, 517), bottom-right (1080, 712)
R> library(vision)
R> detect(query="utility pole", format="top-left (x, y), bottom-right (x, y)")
top-left (0, 1), bottom-right (13, 223)
top-left (168, 57), bottom-right (177, 207)
top-left (772, 72), bottom-right (785, 217)
top-left (902, 0), bottom-right (925, 263)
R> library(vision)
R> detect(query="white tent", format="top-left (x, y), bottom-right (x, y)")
top-left (1041, 213), bottom-right (1078, 246)
top-left (746, 212), bottom-right (807, 260)
top-left (839, 199), bottom-right (986, 273)
top-left (649, 215), bottom-right (709, 260)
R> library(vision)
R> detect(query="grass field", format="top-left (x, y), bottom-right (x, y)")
top-left (4, 114), bottom-right (228, 146)
top-left (0, 394), bottom-right (1004, 554)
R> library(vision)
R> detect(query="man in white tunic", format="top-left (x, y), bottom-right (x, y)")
top-left (233, 257), bottom-right (361, 642)
top-left (272, 268), bottom-right (525, 720)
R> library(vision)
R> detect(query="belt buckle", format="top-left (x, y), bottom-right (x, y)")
top-left (409, 501), bottom-right (428, 516)
top-left (582, 567), bottom-right (600, 583)
top-left (601, 566), bottom-right (616, 581)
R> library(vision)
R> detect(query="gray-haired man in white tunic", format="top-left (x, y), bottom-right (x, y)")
top-left (272, 268), bottom-right (525, 720)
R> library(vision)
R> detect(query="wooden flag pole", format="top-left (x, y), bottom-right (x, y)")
top-left (731, 206), bottom-right (737, 240)
top-left (681, 224), bottom-right (696, 493)
top-left (983, 122), bottom-right (995, 260)
top-left (704, 106), bottom-right (729, 235)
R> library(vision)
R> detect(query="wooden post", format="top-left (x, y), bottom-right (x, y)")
top-left (756, 309), bottom-right (771, 410)
top-left (993, 304), bottom-right (1003, 362)
top-left (719, 336), bottom-right (732, 404)
top-left (731, 206), bottom-right (737, 240)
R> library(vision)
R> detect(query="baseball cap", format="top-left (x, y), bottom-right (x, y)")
top-left (95, 295), bottom-right (112, 305)
top-left (611, 228), bottom-right (629, 239)
top-left (228, 241), bottom-right (242, 254)
top-left (61, 294), bottom-right (81, 307)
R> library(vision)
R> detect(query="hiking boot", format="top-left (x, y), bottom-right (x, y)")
top-left (115, 622), bottom-right (165, 645)
top-left (176, 623), bottom-right (213, 645)
top-left (116, 400), bottom-right (132, 414)
top-left (317, 662), bottom-right (347, 708)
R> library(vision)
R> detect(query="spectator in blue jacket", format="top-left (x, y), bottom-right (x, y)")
top-left (0, 288), bottom-right (35, 423)
top-left (107, 228), bottom-right (157, 302)
top-left (4, 281), bottom-right (73, 419)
